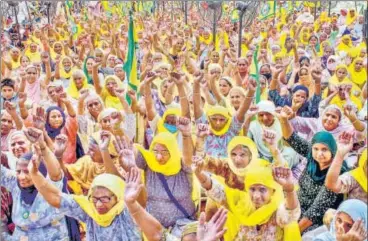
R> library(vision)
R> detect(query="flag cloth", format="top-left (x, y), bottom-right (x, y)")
top-left (250, 45), bottom-right (261, 104)
top-left (259, 1), bottom-right (276, 20)
top-left (123, 13), bottom-right (139, 104)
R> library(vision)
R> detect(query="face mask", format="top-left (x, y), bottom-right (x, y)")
top-left (164, 123), bottom-right (178, 134)
top-left (327, 62), bottom-right (337, 71)
top-left (262, 73), bottom-right (272, 80)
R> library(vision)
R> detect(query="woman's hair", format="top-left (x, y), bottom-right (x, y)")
top-left (1, 78), bottom-right (15, 89)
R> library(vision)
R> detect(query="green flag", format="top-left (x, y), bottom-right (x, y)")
top-left (123, 12), bottom-right (139, 104)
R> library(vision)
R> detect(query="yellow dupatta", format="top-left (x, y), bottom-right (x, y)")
top-left (206, 105), bottom-right (232, 136)
top-left (336, 35), bottom-right (353, 53)
top-left (225, 164), bottom-right (301, 241)
top-left (226, 136), bottom-right (259, 177)
top-left (329, 79), bottom-right (363, 111)
top-left (24, 42), bottom-right (41, 63)
top-left (100, 75), bottom-right (124, 110)
top-left (50, 41), bottom-right (65, 60)
top-left (59, 56), bottom-right (77, 80)
top-left (135, 132), bottom-right (181, 176)
top-left (73, 173), bottom-right (125, 227)
top-left (348, 58), bottom-right (367, 89)
top-left (156, 108), bottom-right (181, 135)
top-left (350, 149), bottom-right (367, 192)
top-left (66, 155), bottom-right (105, 192)
top-left (66, 70), bottom-right (93, 99)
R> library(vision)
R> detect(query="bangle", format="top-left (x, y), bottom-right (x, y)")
top-left (283, 188), bottom-right (295, 193)
top-left (246, 96), bottom-right (254, 99)
top-left (130, 207), bottom-right (142, 217)
top-left (352, 118), bottom-right (359, 124)
top-left (180, 95), bottom-right (187, 100)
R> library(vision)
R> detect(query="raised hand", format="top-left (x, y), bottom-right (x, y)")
top-left (170, 72), bottom-right (185, 86)
top-left (99, 130), bottom-right (112, 151)
top-left (343, 103), bottom-right (358, 122)
top-left (311, 66), bottom-right (322, 84)
top-left (18, 92), bottom-right (27, 105)
top-left (24, 127), bottom-right (44, 144)
top-left (245, 105), bottom-right (259, 119)
top-left (275, 106), bottom-right (293, 120)
top-left (27, 151), bottom-right (41, 175)
top-left (32, 106), bottom-right (46, 130)
top-left (291, 98), bottom-right (304, 112)
top-left (58, 91), bottom-right (68, 103)
top-left (192, 156), bottom-right (205, 175)
top-left (113, 136), bottom-right (135, 167)
top-left (262, 129), bottom-right (278, 150)
top-left (127, 90), bottom-right (137, 102)
top-left (337, 131), bottom-right (353, 156)
top-left (4, 101), bottom-right (17, 115)
top-left (114, 88), bottom-right (126, 99)
top-left (340, 219), bottom-right (367, 241)
top-left (193, 71), bottom-right (204, 84)
top-left (124, 167), bottom-right (144, 204)
top-left (272, 64), bottom-right (284, 78)
top-left (79, 88), bottom-right (90, 100)
top-left (197, 208), bottom-right (228, 241)
top-left (247, 77), bottom-right (257, 94)
top-left (54, 134), bottom-right (68, 159)
top-left (197, 124), bottom-right (210, 138)
top-left (176, 117), bottom-right (191, 136)
top-left (144, 71), bottom-right (158, 84)
top-left (272, 166), bottom-right (294, 192)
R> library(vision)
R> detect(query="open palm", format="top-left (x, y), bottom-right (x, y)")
top-left (124, 168), bottom-right (143, 204)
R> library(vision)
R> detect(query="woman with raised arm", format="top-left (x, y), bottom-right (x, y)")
top-left (277, 107), bottom-right (349, 233)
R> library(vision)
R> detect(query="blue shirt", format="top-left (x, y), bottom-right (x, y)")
top-left (1, 167), bottom-right (69, 241)
top-left (59, 193), bottom-right (142, 241)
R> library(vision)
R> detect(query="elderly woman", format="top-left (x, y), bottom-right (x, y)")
top-left (120, 118), bottom-right (196, 239)
top-left (1, 103), bottom-right (23, 152)
top-left (18, 64), bottom-right (50, 106)
top-left (44, 101), bottom-right (78, 164)
top-left (269, 65), bottom-right (322, 118)
top-left (194, 160), bottom-right (301, 241)
top-left (66, 69), bottom-right (94, 103)
top-left (193, 72), bottom-right (253, 158)
top-left (288, 104), bottom-right (366, 146)
top-left (30, 153), bottom-right (163, 241)
top-left (244, 101), bottom-right (299, 168)
top-left (0, 128), bottom-right (72, 241)
top-left (313, 199), bottom-right (367, 241)
top-left (5, 131), bottom-right (31, 170)
top-left (326, 144), bottom-right (367, 203)
top-left (278, 109), bottom-right (349, 233)
top-left (55, 56), bottom-right (77, 86)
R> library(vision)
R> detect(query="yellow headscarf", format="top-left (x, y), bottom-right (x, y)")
top-left (66, 69), bottom-right (93, 99)
top-left (100, 75), bottom-right (124, 110)
top-left (66, 155), bottom-right (105, 192)
top-left (346, 10), bottom-right (357, 26)
top-left (135, 132), bottom-right (181, 176)
top-left (73, 173), bottom-right (125, 227)
top-left (24, 42), bottom-right (41, 63)
top-left (226, 136), bottom-right (259, 177)
top-left (156, 108), bottom-right (181, 135)
top-left (225, 164), bottom-right (301, 241)
top-left (350, 149), bottom-right (367, 192)
top-left (50, 41), bottom-right (65, 60)
top-left (206, 105), bottom-right (232, 136)
top-left (337, 35), bottom-right (353, 53)
top-left (348, 57), bottom-right (367, 89)
top-left (329, 78), bottom-right (363, 110)
top-left (59, 56), bottom-right (76, 80)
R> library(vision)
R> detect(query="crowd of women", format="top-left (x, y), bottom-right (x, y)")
top-left (0, 1), bottom-right (367, 241)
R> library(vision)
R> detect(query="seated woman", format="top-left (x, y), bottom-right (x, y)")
top-left (194, 160), bottom-right (301, 241)
top-left (119, 117), bottom-right (196, 238)
top-left (278, 108), bottom-right (349, 233)
top-left (193, 72), bottom-right (253, 158)
top-left (326, 144), bottom-right (367, 203)
top-left (0, 128), bottom-right (77, 241)
top-left (30, 158), bottom-right (163, 241)
top-left (289, 104), bottom-right (366, 143)
top-left (244, 101), bottom-right (299, 168)
top-left (313, 199), bottom-right (367, 241)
